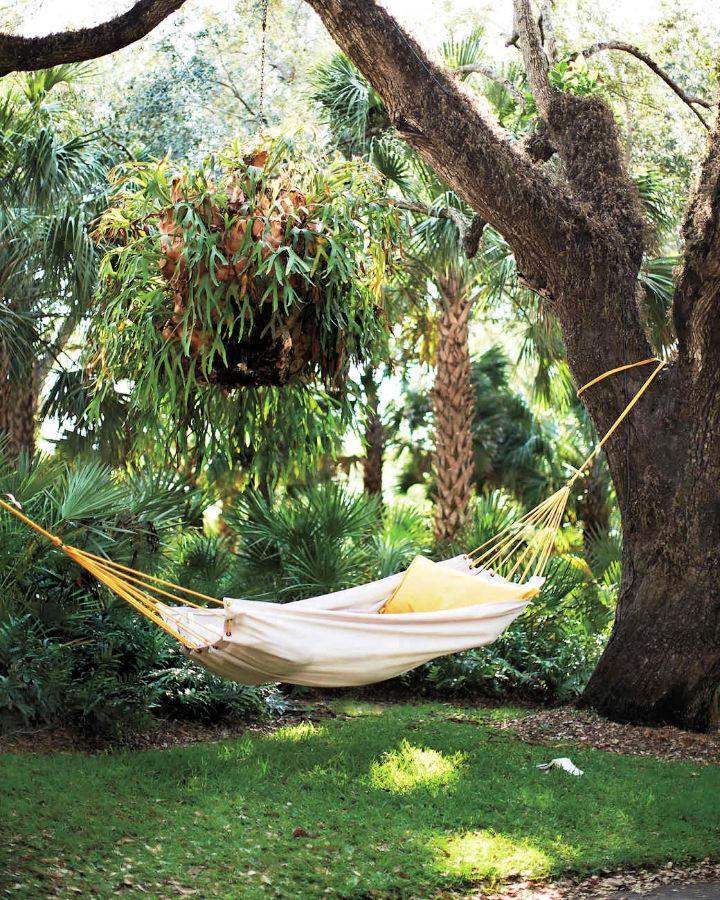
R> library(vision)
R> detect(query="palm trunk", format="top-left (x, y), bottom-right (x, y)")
top-left (0, 349), bottom-right (39, 460)
top-left (432, 272), bottom-right (475, 543)
top-left (361, 369), bottom-right (384, 497)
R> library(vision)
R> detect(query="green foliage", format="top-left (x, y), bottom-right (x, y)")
top-left (0, 608), bottom-right (161, 738)
top-left (148, 655), bottom-right (287, 723)
top-left (370, 505), bottom-right (433, 578)
top-left (0, 66), bottom-right (107, 369)
top-left (227, 482), bottom-right (380, 599)
top-left (310, 53), bottom-right (389, 154)
top-left (549, 57), bottom-right (603, 96)
top-left (88, 136), bottom-right (401, 477)
top-left (223, 480), bottom-right (438, 599)
top-left (639, 255), bottom-right (677, 354)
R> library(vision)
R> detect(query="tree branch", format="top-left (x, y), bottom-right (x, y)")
top-left (0, 0), bottom-right (187, 75)
top-left (512, 0), bottom-right (553, 118)
top-left (572, 41), bottom-right (711, 129)
top-left (674, 98), bottom-right (720, 367)
top-left (539, 0), bottom-right (558, 66)
top-left (305, 0), bottom-right (588, 270)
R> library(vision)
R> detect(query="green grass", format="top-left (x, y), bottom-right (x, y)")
top-left (2, 703), bottom-right (719, 898)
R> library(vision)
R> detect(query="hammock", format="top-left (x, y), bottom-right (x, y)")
top-left (0, 358), bottom-right (665, 687)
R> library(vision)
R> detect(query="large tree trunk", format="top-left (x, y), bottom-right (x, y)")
top-left (578, 458), bottom-right (611, 552)
top-left (361, 370), bottom-right (384, 497)
top-left (432, 273), bottom-right (475, 543)
top-left (581, 362), bottom-right (720, 730)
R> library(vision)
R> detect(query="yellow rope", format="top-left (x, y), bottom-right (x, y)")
top-left (567, 358), bottom-right (665, 487)
top-left (0, 495), bottom-right (218, 649)
top-left (468, 357), bottom-right (666, 579)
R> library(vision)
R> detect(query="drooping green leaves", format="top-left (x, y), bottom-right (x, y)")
top-left (87, 137), bottom-right (401, 480)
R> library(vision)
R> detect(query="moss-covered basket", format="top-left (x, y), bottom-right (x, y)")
top-left (91, 139), bottom-right (400, 394)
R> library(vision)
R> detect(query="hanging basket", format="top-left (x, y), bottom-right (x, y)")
top-left (92, 139), bottom-right (399, 393)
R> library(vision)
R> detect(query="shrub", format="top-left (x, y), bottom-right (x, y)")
top-left (416, 555), bottom-right (610, 702)
top-left (149, 654), bottom-right (287, 723)
top-left (225, 482), bottom-right (435, 600)
top-left (0, 615), bottom-right (73, 731)
top-left (0, 605), bottom-right (167, 738)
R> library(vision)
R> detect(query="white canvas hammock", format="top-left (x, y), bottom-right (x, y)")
top-left (166, 557), bottom-right (544, 686)
top-left (0, 359), bottom-right (666, 688)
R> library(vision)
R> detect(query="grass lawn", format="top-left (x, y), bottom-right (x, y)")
top-left (2, 702), bottom-right (720, 898)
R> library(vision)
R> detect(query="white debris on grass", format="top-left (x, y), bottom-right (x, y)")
top-left (536, 757), bottom-right (584, 777)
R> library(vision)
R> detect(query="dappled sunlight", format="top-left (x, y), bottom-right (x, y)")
top-left (436, 829), bottom-right (552, 881)
top-left (331, 700), bottom-right (386, 717)
top-left (369, 740), bottom-right (466, 794)
top-left (265, 721), bottom-right (327, 743)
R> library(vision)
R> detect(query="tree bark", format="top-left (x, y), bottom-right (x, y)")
top-left (577, 459), bottom-right (611, 553)
top-left (0, 359), bottom-right (39, 459)
top-left (0, 0), bottom-right (186, 75)
top-left (432, 272), bottom-right (475, 543)
top-left (361, 370), bottom-right (384, 497)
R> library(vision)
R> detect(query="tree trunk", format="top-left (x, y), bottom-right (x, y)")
top-left (578, 458), bottom-right (611, 552)
top-left (361, 370), bottom-right (384, 497)
top-left (576, 356), bottom-right (720, 731)
top-left (0, 350), bottom-right (39, 460)
top-left (432, 273), bottom-right (475, 543)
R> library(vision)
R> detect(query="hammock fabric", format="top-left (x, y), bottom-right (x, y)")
top-left (0, 358), bottom-right (665, 687)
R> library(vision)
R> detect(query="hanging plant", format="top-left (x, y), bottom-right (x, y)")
top-left (90, 137), bottom-right (401, 398)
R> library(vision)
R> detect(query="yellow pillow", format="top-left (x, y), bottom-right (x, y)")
top-left (379, 555), bottom-right (540, 614)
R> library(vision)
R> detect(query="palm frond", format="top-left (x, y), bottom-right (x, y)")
top-left (441, 27), bottom-right (485, 73)
top-left (638, 255), bottom-right (677, 355)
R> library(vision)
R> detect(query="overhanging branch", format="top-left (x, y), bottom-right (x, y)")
top-left (572, 41), bottom-right (712, 129)
top-left (305, 0), bottom-right (589, 270)
top-left (0, 0), bottom-right (187, 75)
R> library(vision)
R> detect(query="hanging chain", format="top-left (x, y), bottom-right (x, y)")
top-left (258, 0), bottom-right (270, 126)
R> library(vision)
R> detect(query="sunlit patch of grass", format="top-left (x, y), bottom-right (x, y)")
top-left (332, 700), bottom-right (386, 717)
top-left (266, 721), bottom-right (325, 742)
top-left (437, 830), bottom-right (551, 881)
top-left (370, 739), bottom-right (467, 794)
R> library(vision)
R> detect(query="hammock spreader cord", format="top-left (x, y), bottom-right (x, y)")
top-left (0, 358), bottom-right (666, 647)
top-left (467, 357), bottom-right (666, 573)
top-left (0, 494), bottom-right (224, 649)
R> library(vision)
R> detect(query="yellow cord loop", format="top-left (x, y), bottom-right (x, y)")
top-left (567, 357), bottom-right (666, 487)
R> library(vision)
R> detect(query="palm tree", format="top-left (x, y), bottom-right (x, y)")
top-left (393, 345), bottom-right (561, 510)
top-left (311, 37), bottom-right (486, 541)
top-left (0, 66), bottom-right (106, 458)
